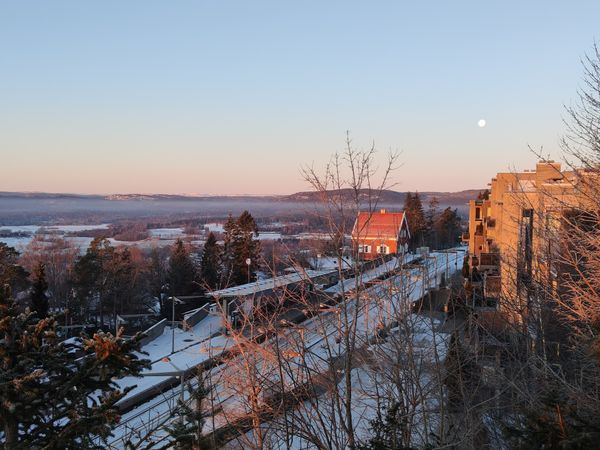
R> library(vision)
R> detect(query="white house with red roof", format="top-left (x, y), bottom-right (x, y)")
top-left (351, 209), bottom-right (410, 260)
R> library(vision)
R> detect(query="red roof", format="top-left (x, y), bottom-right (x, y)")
top-left (352, 210), bottom-right (406, 239)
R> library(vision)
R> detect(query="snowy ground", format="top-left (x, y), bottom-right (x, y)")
top-left (115, 314), bottom-right (226, 401)
top-left (148, 228), bottom-right (185, 239)
top-left (106, 250), bottom-right (465, 449)
top-left (0, 224), bottom-right (110, 250)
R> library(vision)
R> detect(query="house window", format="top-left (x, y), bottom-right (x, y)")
top-left (377, 245), bottom-right (388, 254)
top-left (475, 207), bottom-right (481, 220)
top-left (400, 229), bottom-right (407, 238)
top-left (358, 244), bottom-right (371, 253)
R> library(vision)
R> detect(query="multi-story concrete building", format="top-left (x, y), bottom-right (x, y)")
top-left (464, 161), bottom-right (595, 322)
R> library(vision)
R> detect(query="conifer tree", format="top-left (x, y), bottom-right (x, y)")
top-left (200, 232), bottom-right (221, 290)
top-left (166, 369), bottom-right (211, 449)
top-left (0, 284), bottom-right (150, 448)
top-left (167, 239), bottom-right (198, 296)
top-left (73, 238), bottom-right (140, 326)
top-left (0, 242), bottom-right (29, 294)
top-left (435, 207), bottom-right (461, 249)
top-left (30, 261), bottom-right (49, 318)
top-left (404, 191), bottom-right (426, 249)
top-left (147, 247), bottom-right (168, 316)
top-left (73, 237), bottom-right (113, 325)
top-left (221, 211), bottom-right (261, 286)
top-left (426, 196), bottom-right (440, 249)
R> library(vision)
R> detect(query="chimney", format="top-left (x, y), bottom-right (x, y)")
top-left (380, 209), bottom-right (386, 214)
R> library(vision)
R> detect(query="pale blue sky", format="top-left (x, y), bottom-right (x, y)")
top-left (1, 1), bottom-right (598, 195)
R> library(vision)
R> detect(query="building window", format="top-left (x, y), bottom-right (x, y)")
top-left (475, 207), bottom-right (481, 219)
top-left (400, 229), bottom-right (407, 238)
top-left (358, 244), bottom-right (371, 253)
top-left (377, 245), bottom-right (388, 254)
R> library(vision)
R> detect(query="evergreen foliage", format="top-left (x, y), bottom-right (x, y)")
top-left (433, 207), bottom-right (461, 249)
top-left (358, 400), bottom-right (415, 450)
top-left (444, 332), bottom-right (479, 411)
top-left (221, 211), bottom-right (261, 286)
top-left (0, 284), bottom-right (150, 448)
top-left (200, 232), bottom-right (221, 290)
top-left (0, 243), bottom-right (29, 294)
top-left (165, 370), bottom-right (211, 449)
top-left (404, 192), bottom-right (426, 249)
top-left (73, 238), bottom-right (141, 326)
top-left (425, 196), bottom-right (439, 249)
top-left (167, 239), bottom-right (198, 297)
top-left (30, 261), bottom-right (49, 319)
top-left (504, 388), bottom-right (600, 450)
top-left (147, 247), bottom-right (168, 316)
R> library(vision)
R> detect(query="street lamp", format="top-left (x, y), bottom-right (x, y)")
top-left (169, 296), bottom-right (185, 354)
top-left (115, 314), bottom-right (125, 337)
top-left (161, 357), bottom-right (185, 403)
top-left (245, 258), bottom-right (251, 284)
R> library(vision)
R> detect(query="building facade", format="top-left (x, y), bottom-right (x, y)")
top-left (352, 209), bottom-right (410, 260)
top-left (464, 161), bottom-right (595, 323)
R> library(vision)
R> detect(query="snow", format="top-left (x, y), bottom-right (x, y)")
top-left (255, 231), bottom-right (282, 240)
top-left (148, 228), bottom-right (185, 238)
top-left (208, 269), bottom-right (336, 298)
top-left (108, 249), bottom-right (465, 448)
top-left (204, 222), bottom-right (224, 233)
top-left (114, 314), bottom-right (227, 402)
top-left (308, 255), bottom-right (352, 270)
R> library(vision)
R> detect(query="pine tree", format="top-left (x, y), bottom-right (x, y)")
top-left (0, 242), bottom-right (29, 294)
top-left (30, 261), bottom-right (49, 318)
top-left (73, 237), bottom-right (115, 326)
top-left (109, 247), bottom-right (137, 317)
top-left (236, 210), bottom-right (261, 284)
top-left (0, 285), bottom-right (150, 448)
top-left (358, 401), bottom-right (408, 450)
top-left (435, 207), bottom-right (461, 249)
top-left (147, 247), bottom-right (168, 316)
top-left (426, 196), bottom-right (440, 249)
top-left (200, 232), bottom-right (221, 290)
top-left (221, 211), bottom-right (261, 286)
top-left (166, 369), bottom-right (211, 449)
top-left (404, 191), bottom-right (426, 249)
top-left (167, 239), bottom-right (198, 296)
top-left (444, 331), bottom-right (479, 411)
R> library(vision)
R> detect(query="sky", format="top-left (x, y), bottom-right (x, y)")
top-left (1, 1), bottom-right (599, 195)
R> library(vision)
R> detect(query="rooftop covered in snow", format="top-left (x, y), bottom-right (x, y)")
top-left (207, 269), bottom-right (337, 298)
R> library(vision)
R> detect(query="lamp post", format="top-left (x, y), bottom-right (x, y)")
top-left (115, 314), bottom-right (125, 337)
top-left (319, 303), bottom-right (343, 343)
top-left (169, 296), bottom-right (184, 354)
top-left (245, 258), bottom-right (251, 284)
top-left (161, 357), bottom-right (185, 405)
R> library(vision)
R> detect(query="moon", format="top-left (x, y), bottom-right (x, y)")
top-left (478, 119), bottom-right (486, 128)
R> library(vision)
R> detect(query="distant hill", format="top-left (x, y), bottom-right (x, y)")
top-left (0, 189), bottom-right (483, 205)
top-left (0, 189), bottom-right (482, 225)
top-left (282, 189), bottom-right (482, 207)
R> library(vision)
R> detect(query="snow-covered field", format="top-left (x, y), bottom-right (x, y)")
top-left (148, 228), bottom-right (185, 239)
top-left (0, 224), bottom-right (110, 251)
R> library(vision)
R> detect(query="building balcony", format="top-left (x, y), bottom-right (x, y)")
top-left (479, 253), bottom-right (500, 269)
top-left (484, 275), bottom-right (501, 297)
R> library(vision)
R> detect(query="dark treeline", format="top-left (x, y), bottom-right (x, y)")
top-left (403, 191), bottom-right (462, 251)
top-left (0, 210), bottom-right (263, 332)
